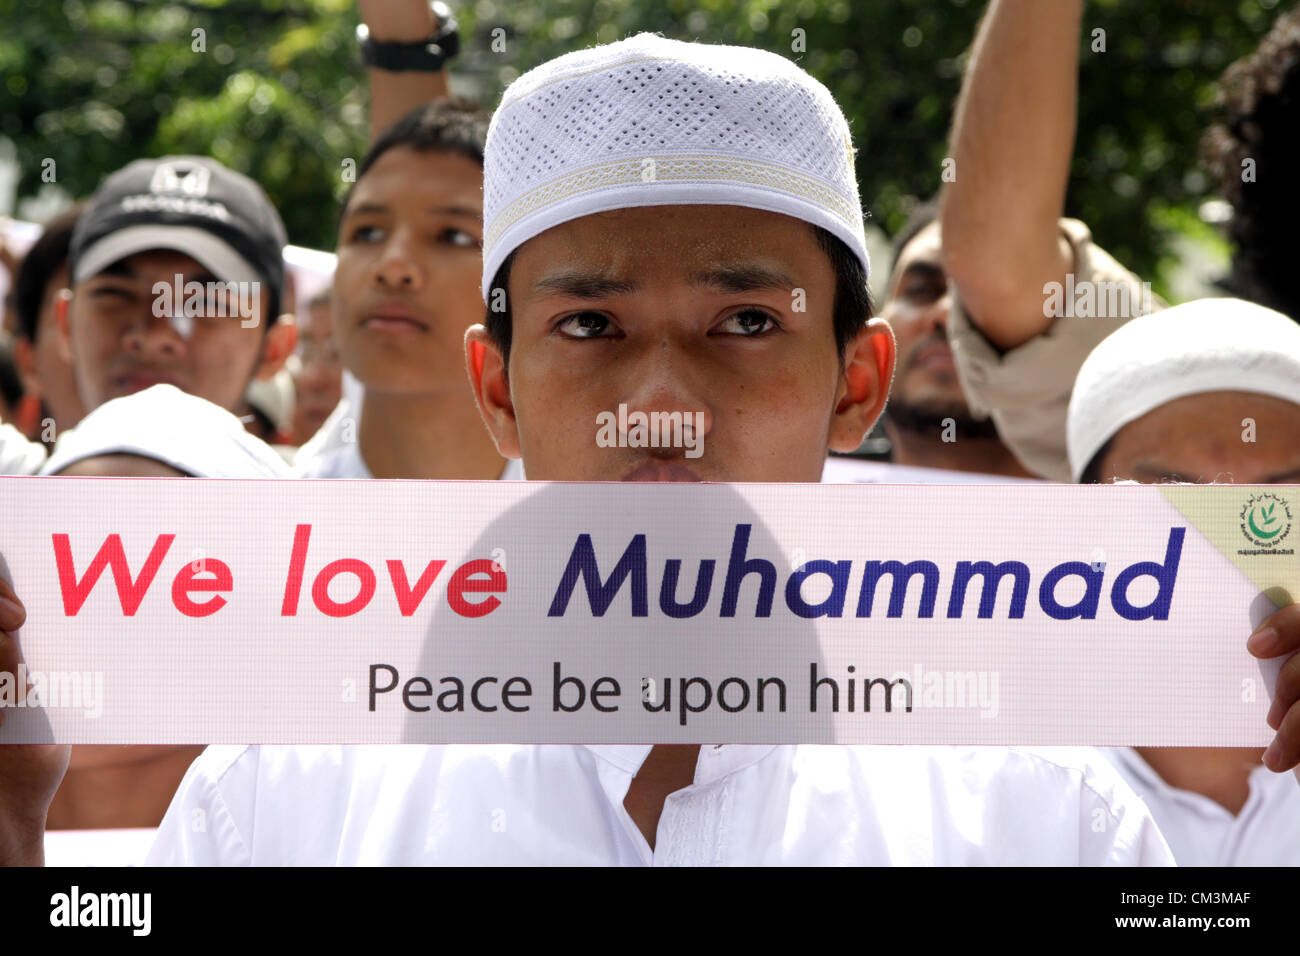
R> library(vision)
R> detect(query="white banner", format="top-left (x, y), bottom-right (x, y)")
top-left (1, 477), bottom-right (1295, 745)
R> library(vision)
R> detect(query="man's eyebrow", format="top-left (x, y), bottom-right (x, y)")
top-left (898, 261), bottom-right (945, 283)
top-left (92, 260), bottom-right (139, 279)
top-left (888, 261), bottom-right (945, 299)
top-left (343, 202), bottom-right (481, 219)
top-left (341, 201), bottom-right (389, 218)
top-left (531, 263), bottom-right (796, 298)
top-left (426, 205), bottom-right (482, 219)
top-left (689, 264), bottom-right (796, 293)
top-left (533, 272), bottom-right (639, 298)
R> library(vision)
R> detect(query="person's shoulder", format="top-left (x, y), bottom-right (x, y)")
top-left (908, 744), bottom-right (1146, 809)
top-left (150, 745), bottom-right (457, 865)
top-left (186, 743), bottom-right (256, 782)
top-left (816, 745), bottom-right (1173, 865)
top-left (968, 745), bottom-right (1173, 864)
top-left (991, 745), bottom-right (1143, 801)
top-left (190, 743), bottom-right (441, 785)
top-left (827, 743), bottom-right (1126, 789)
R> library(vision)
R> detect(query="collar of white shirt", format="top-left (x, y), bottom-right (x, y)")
top-left (584, 744), bottom-right (775, 784)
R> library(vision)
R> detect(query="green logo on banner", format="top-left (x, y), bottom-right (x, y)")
top-left (1240, 493), bottom-right (1293, 551)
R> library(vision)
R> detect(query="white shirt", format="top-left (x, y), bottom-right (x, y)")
top-left (0, 419), bottom-right (47, 474)
top-left (819, 457), bottom-right (1030, 484)
top-left (291, 370), bottom-right (363, 473)
top-left (296, 441), bottom-right (524, 480)
top-left (44, 828), bottom-right (157, 867)
top-left (295, 440), bottom-right (371, 478)
top-left (1107, 747), bottom-right (1300, 865)
top-left (146, 743), bottom-right (1173, 866)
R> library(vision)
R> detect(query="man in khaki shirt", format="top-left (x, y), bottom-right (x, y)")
top-left (941, 0), bottom-right (1161, 482)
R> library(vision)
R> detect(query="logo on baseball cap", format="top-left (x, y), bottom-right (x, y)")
top-left (69, 156), bottom-right (289, 318)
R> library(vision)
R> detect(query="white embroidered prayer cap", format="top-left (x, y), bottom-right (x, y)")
top-left (43, 384), bottom-right (290, 479)
top-left (1067, 298), bottom-right (1300, 481)
top-left (481, 32), bottom-right (867, 301)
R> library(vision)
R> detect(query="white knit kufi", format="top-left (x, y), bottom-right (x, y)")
top-left (43, 384), bottom-right (290, 479)
top-left (1067, 298), bottom-right (1300, 480)
top-left (481, 32), bottom-right (867, 300)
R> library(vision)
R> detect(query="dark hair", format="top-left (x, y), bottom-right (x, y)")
top-left (14, 202), bottom-right (85, 343)
top-left (888, 198), bottom-right (941, 282)
top-left (484, 222), bottom-right (872, 373)
top-left (339, 97), bottom-right (490, 228)
top-left (0, 334), bottom-right (22, 410)
top-left (1201, 7), bottom-right (1300, 321)
top-left (1077, 437), bottom-right (1114, 485)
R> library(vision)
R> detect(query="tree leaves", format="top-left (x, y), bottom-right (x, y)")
top-left (1, 0), bottom-right (1281, 276)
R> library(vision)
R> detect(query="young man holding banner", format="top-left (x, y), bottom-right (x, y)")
top-left (133, 35), bottom-right (1185, 866)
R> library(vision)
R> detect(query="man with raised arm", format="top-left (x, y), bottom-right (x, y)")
top-left (940, 0), bottom-right (1159, 482)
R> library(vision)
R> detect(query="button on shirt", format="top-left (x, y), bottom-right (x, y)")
top-left (1107, 748), bottom-right (1300, 866)
top-left (146, 743), bottom-right (1173, 866)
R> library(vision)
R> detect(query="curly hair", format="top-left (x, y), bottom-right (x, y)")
top-left (1202, 7), bottom-right (1300, 321)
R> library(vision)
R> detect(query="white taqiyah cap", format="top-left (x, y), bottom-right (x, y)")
top-left (1067, 298), bottom-right (1300, 481)
top-left (481, 32), bottom-right (868, 301)
top-left (43, 384), bottom-right (290, 479)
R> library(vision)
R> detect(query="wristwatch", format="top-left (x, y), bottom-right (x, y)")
top-left (357, 2), bottom-right (460, 72)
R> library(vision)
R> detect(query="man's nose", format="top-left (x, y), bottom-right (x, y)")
top-left (927, 290), bottom-right (953, 333)
top-left (122, 308), bottom-right (188, 360)
top-left (373, 229), bottom-right (425, 291)
top-left (616, 340), bottom-right (714, 453)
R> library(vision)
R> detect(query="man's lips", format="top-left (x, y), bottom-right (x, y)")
top-left (360, 305), bottom-right (431, 332)
top-left (113, 370), bottom-right (180, 393)
top-left (909, 341), bottom-right (955, 371)
top-left (620, 461), bottom-right (704, 482)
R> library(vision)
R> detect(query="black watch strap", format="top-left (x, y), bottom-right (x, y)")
top-left (359, 3), bottom-right (460, 72)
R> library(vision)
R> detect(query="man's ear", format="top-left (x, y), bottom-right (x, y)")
top-left (254, 315), bottom-right (297, 380)
top-left (828, 317), bottom-right (896, 453)
top-left (53, 289), bottom-right (74, 364)
top-left (464, 324), bottom-right (520, 459)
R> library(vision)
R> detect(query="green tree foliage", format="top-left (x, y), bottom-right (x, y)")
top-left (0, 0), bottom-right (1288, 283)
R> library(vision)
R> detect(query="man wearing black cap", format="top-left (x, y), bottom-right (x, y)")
top-left (56, 155), bottom-right (296, 422)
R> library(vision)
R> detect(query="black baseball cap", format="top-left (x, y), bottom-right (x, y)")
top-left (69, 156), bottom-right (289, 320)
